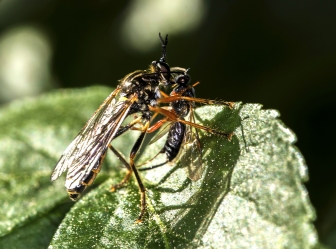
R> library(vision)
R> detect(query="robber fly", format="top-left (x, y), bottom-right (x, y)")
top-left (51, 34), bottom-right (182, 222)
top-left (139, 68), bottom-right (234, 181)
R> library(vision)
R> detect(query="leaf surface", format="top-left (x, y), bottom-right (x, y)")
top-left (0, 87), bottom-right (318, 248)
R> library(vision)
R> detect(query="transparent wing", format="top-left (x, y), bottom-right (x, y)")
top-left (178, 109), bottom-right (203, 181)
top-left (148, 121), bottom-right (172, 145)
top-left (51, 86), bottom-right (135, 190)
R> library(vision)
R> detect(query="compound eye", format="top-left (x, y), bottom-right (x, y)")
top-left (176, 74), bottom-right (190, 85)
top-left (156, 61), bottom-right (171, 81)
top-left (179, 77), bottom-right (185, 84)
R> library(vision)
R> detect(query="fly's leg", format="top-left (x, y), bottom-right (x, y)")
top-left (108, 145), bottom-right (132, 191)
top-left (114, 116), bottom-right (142, 138)
top-left (147, 117), bottom-right (168, 133)
top-left (158, 95), bottom-right (235, 109)
top-left (109, 121), bottom-right (150, 222)
top-left (129, 121), bottom-right (149, 222)
top-left (149, 106), bottom-right (234, 139)
top-left (108, 116), bottom-right (143, 191)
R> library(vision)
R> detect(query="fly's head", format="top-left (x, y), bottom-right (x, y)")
top-left (150, 33), bottom-right (171, 85)
top-left (175, 70), bottom-right (191, 87)
top-left (170, 67), bottom-right (190, 87)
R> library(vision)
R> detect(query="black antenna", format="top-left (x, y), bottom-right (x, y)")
top-left (159, 33), bottom-right (168, 62)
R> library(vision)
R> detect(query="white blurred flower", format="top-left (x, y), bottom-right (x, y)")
top-left (120, 0), bottom-right (207, 52)
top-left (0, 25), bottom-right (53, 102)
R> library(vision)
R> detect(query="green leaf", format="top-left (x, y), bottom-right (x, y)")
top-left (0, 86), bottom-right (319, 248)
top-left (0, 87), bottom-right (136, 248)
top-left (0, 202), bottom-right (72, 249)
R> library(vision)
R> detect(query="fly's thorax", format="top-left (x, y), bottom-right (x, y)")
top-left (172, 101), bottom-right (190, 118)
top-left (170, 67), bottom-right (189, 82)
top-left (171, 86), bottom-right (195, 118)
top-left (127, 85), bottom-right (161, 120)
top-left (122, 69), bottom-right (161, 98)
top-left (147, 86), bottom-right (160, 106)
top-left (173, 84), bottom-right (195, 98)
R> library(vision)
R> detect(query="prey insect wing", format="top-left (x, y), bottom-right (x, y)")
top-left (142, 109), bottom-right (204, 181)
top-left (178, 109), bottom-right (203, 181)
top-left (145, 110), bottom-right (203, 181)
top-left (51, 86), bottom-right (136, 194)
top-left (148, 121), bottom-right (171, 145)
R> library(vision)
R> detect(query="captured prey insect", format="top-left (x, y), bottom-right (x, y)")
top-left (139, 68), bottom-right (234, 181)
top-left (51, 33), bottom-right (180, 222)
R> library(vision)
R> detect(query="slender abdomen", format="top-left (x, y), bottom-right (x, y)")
top-left (162, 122), bottom-right (186, 161)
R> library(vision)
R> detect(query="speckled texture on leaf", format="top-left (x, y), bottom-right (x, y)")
top-left (0, 87), bottom-right (319, 248)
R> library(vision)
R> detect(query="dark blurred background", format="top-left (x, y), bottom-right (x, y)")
top-left (0, 0), bottom-right (335, 246)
